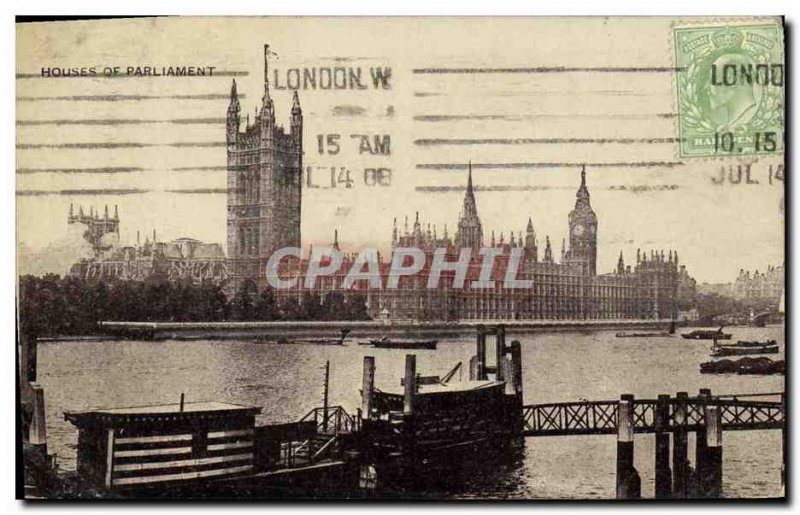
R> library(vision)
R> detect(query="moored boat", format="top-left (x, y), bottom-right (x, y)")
top-left (681, 327), bottom-right (732, 340)
top-left (369, 337), bottom-right (437, 350)
top-left (710, 344), bottom-right (778, 357)
top-left (615, 332), bottom-right (672, 338)
top-left (700, 356), bottom-right (785, 375)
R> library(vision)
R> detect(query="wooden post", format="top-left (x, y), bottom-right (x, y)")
top-left (29, 383), bottom-right (47, 449)
top-left (322, 360), bottom-right (330, 432)
top-left (469, 355), bottom-right (479, 381)
top-left (403, 355), bottom-right (416, 417)
top-left (616, 396), bottom-right (640, 499)
top-left (495, 325), bottom-right (506, 381)
top-left (781, 392), bottom-right (786, 490)
top-left (361, 356), bottom-right (375, 422)
top-left (402, 354), bottom-right (417, 474)
top-left (476, 326), bottom-right (487, 380)
top-left (501, 357), bottom-right (515, 395)
top-left (672, 391), bottom-right (689, 498)
top-left (179, 392), bottom-right (185, 412)
top-left (510, 341), bottom-right (523, 400)
top-left (654, 394), bottom-right (672, 498)
top-left (697, 405), bottom-right (723, 497)
top-left (694, 388), bottom-right (711, 495)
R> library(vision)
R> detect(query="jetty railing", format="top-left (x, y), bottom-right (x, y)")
top-left (520, 396), bottom-right (784, 436)
top-left (298, 406), bottom-right (359, 435)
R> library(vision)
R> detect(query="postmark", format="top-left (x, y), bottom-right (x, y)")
top-left (674, 23), bottom-right (784, 158)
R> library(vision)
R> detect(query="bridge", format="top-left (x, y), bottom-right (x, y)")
top-left (520, 394), bottom-right (784, 437)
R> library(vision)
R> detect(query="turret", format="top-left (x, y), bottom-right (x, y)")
top-left (392, 217), bottom-right (398, 246)
top-left (104, 205), bottom-right (109, 220)
top-left (114, 205), bottom-right (119, 220)
top-left (543, 236), bottom-right (553, 263)
top-left (617, 251), bottom-right (625, 275)
top-left (226, 79), bottom-right (240, 144)
top-left (291, 90), bottom-right (302, 141)
top-left (525, 217), bottom-right (538, 262)
top-left (332, 229), bottom-right (340, 251)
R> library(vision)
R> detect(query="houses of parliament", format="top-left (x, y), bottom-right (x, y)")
top-left (68, 45), bottom-right (682, 321)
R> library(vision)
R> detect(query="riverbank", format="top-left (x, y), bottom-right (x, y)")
top-left (94, 319), bottom-right (675, 341)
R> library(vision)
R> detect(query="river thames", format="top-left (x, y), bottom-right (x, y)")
top-left (37, 325), bottom-right (784, 499)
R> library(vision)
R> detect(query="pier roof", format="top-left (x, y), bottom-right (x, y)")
top-left (65, 401), bottom-right (261, 427)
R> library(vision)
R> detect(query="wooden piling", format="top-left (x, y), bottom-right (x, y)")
top-left (495, 325), bottom-right (506, 381)
top-left (323, 360), bottom-right (330, 431)
top-left (781, 392), bottom-right (786, 490)
top-left (29, 383), bottom-right (47, 450)
top-left (403, 355), bottom-right (416, 417)
top-left (698, 404), bottom-right (723, 497)
top-left (510, 341), bottom-right (522, 399)
top-left (502, 357), bottom-right (515, 395)
top-left (361, 356), bottom-right (375, 422)
top-left (469, 355), bottom-right (479, 381)
top-left (616, 396), bottom-right (640, 499)
top-left (402, 354), bottom-right (417, 474)
top-left (654, 394), bottom-right (672, 499)
top-left (672, 391), bottom-right (689, 498)
top-left (694, 388), bottom-right (711, 492)
top-left (476, 326), bottom-right (487, 380)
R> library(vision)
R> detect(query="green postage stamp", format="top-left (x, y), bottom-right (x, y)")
top-left (674, 23), bottom-right (784, 158)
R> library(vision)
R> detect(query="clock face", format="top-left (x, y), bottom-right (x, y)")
top-left (572, 224), bottom-right (585, 236)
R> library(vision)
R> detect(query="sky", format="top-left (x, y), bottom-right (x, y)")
top-left (16, 17), bottom-right (784, 283)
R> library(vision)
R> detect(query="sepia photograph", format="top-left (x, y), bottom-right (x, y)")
top-left (14, 15), bottom-right (786, 501)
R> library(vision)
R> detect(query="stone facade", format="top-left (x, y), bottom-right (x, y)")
top-left (276, 169), bottom-right (681, 321)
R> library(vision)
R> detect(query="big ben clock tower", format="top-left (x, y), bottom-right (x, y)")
top-left (566, 166), bottom-right (598, 276)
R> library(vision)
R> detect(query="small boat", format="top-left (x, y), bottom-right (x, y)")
top-left (700, 357), bottom-right (785, 375)
top-left (730, 339), bottom-right (778, 347)
top-left (275, 329), bottom-right (351, 346)
top-left (681, 326), bottom-right (732, 340)
top-left (368, 337), bottom-right (437, 350)
top-left (710, 344), bottom-right (778, 357)
top-left (615, 332), bottom-right (672, 338)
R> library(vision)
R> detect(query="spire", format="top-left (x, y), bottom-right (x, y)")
top-left (104, 205), bottom-right (109, 219)
top-left (79, 205), bottom-right (84, 217)
top-left (153, 229), bottom-right (157, 243)
top-left (69, 203), bottom-right (74, 218)
top-left (575, 164), bottom-right (590, 206)
top-left (617, 251), bottom-right (625, 274)
top-left (230, 78), bottom-right (238, 101)
top-left (510, 232), bottom-right (516, 246)
top-left (114, 205), bottom-right (119, 220)
top-left (518, 231), bottom-right (523, 247)
top-left (527, 216), bottom-right (533, 231)
top-left (333, 229), bottom-right (340, 251)
top-left (292, 90), bottom-right (302, 114)
top-left (491, 230), bottom-right (496, 247)
top-left (544, 236), bottom-right (553, 263)
top-left (561, 238), bottom-right (566, 260)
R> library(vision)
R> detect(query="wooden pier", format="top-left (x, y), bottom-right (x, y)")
top-left (518, 390), bottom-right (785, 499)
